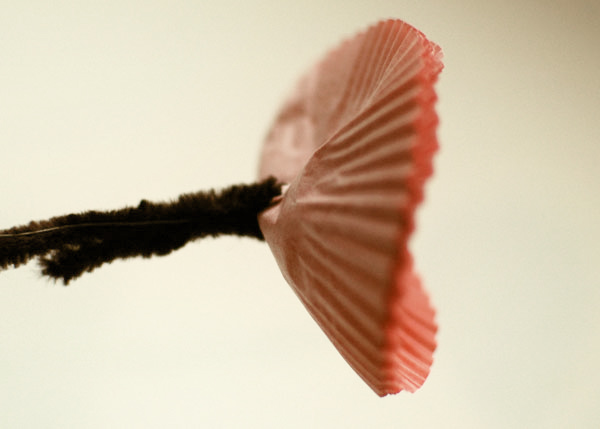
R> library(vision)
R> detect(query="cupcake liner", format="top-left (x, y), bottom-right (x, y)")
top-left (258, 20), bottom-right (442, 396)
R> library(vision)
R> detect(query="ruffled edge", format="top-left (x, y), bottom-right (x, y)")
top-left (382, 23), bottom-right (443, 395)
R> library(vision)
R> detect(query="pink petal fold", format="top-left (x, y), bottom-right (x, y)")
top-left (258, 19), bottom-right (442, 396)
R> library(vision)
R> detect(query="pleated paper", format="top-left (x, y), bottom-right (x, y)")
top-left (259, 20), bottom-right (442, 396)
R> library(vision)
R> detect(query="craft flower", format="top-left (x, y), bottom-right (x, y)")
top-left (258, 19), bottom-right (443, 395)
top-left (0, 19), bottom-right (442, 396)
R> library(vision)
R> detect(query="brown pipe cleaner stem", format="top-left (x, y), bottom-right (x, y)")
top-left (0, 177), bottom-right (282, 284)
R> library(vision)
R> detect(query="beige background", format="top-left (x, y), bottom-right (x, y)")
top-left (1, 1), bottom-right (599, 427)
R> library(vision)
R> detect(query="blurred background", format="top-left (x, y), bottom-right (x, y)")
top-left (1, 1), bottom-right (598, 427)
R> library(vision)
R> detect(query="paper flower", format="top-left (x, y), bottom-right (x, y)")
top-left (258, 19), bottom-right (442, 395)
top-left (0, 19), bottom-right (442, 396)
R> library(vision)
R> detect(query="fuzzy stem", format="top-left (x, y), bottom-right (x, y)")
top-left (0, 177), bottom-right (282, 284)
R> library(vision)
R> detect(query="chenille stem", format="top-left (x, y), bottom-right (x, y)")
top-left (0, 177), bottom-right (282, 284)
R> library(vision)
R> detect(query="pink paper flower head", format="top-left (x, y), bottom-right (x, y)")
top-left (258, 19), bottom-right (442, 395)
top-left (0, 19), bottom-right (442, 397)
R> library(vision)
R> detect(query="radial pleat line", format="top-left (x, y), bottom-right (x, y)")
top-left (373, 59), bottom-right (423, 103)
top-left (397, 347), bottom-right (432, 374)
top-left (306, 222), bottom-right (400, 290)
top-left (332, 142), bottom-right (413, 179)
top-left (370, 48), bottom-right (421, 106)
top-left (329, 78), bottom-right (420, 150)
top-left (382, 358), bottom-right (424, 393)
top-left (398, 348), bottom-right (431, 381)
top-left (341, 37), bottom-right (375, 118)
top-left (396, 293), bottom-right (437, 332)
top-left (352, 24), bottom-right (390, 111)
top-left (382, 22), bottom-right (409, 80)
top-left (370, 21), bottom-right (401, 84)
top-left (368, 67), bottom-right (420, 111)
top-left (389, 21), bottom-right (418, 57)
top-left (333, 167), bottom-right (412, 193)
top-left (367, 77), bottom-right (421, 121)
top-left (383, 309), bottom-right (436, 389)
top-left (347, 29), bottom-right (382, 114)
top-left (298, 231), bottom-right (388, 329)
top-left (391, 306), bottom-right (437, 357)
top-left (383, 270), bottom-right (436, 389)
top-left (383, 41), bottom-right (423, 83)
top-left (385, 347), bottom-right (429, 381)
top-left (295, 282), bottom-right (386, 386)
top-left (301, 206), bottom-right (407, 243)
top-left (357, 21), bottom-right (419, 108)
top-left (394, 329), bottom-right (435, 364)
top-left (366, 23), bottom-right (398, 102)
top-left (401, 303), bottom-right (437, 333)
top-left (322, 130), bottom-right (418, 190)
top-left (328, 96), bottom-right (419, 159)
top-left (301, 215), bottom-right (401, 259)
top-left (330, 169), bottom-right (412, 203)
top-left (301, 201), bottom-right (402, 234)
top-left (301, 203), bottom-right (401, 249)
top-left (395, 301), bottom-right (437, 348)
top-left (329, 336), bottom-right (385, 393)
top-left (375, 22), bottom-right (413, 91)
top-left (393, 364), bottom-right (426, 393)
top-left (306, 167), bottom-right (411, 202)
top-left (324, 92), bottom-right (420, 160)
top-left (385, 347), bottom-right (430, 387)
top-left (303, 201), bottom-right (406, 251)
top-left (351, 29), bottom-right (381, 108)
top-left (296, 257), bottom-right (386, 371)
top-left (371, 80), bottom-right (421, 119)
top-left (325, 93), bottom-right (418, 158)
top-left (319, 170), bottom-right (412, 200)
top-left (323, 45), bottom-right (368, 129)
top-left (388, 310), bottom-right (436, 348)
top-left (301, 226), bottom-right (391, 306)
top-left (396, 316), bottom-right (437, 356)
top-left (299, 291), bottom-right (385, 391)
top-left (300, 189), bottom-right (407, 223)
top-left (322, 130), bottom-right (413, 179)
top-left (321, 123), bottom-right (416, 179)
top-left (386, 33), bottom-right (422, 75)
